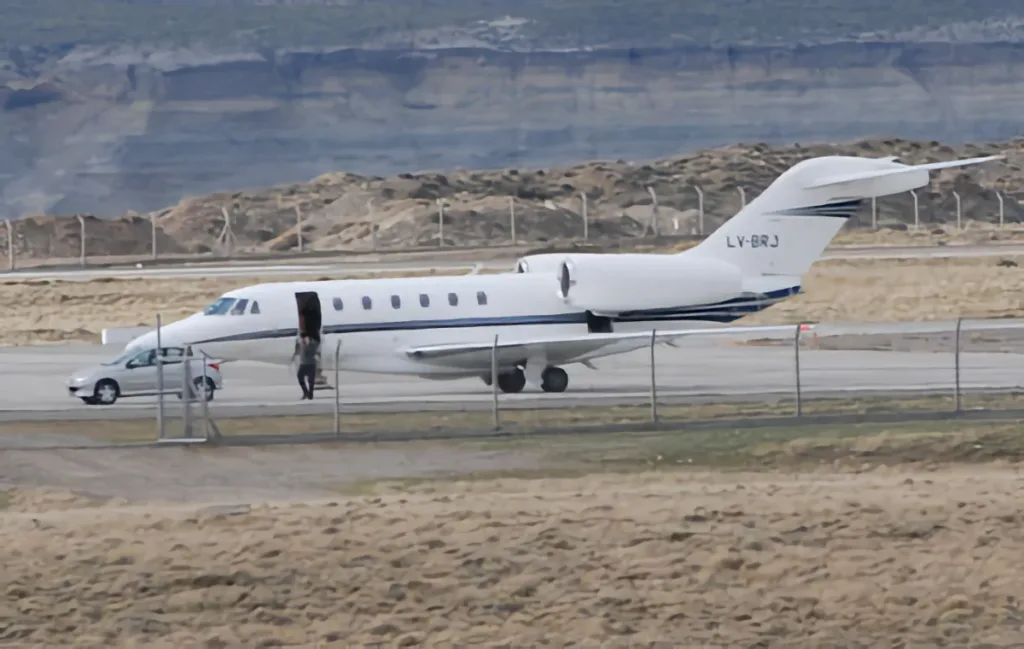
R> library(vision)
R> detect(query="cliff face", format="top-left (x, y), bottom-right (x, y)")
top-left (3, 41), bottom-right (1024, 217)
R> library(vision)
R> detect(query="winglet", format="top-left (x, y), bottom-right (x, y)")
top-left (804, 154), bottom-right (1004, 190)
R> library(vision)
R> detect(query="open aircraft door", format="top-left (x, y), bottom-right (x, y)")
top-left (294, 291), bottom-right (332, 390)
top-left (294, 291), bottom-right (322, 341)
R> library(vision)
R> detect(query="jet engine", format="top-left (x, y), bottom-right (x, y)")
top-left (514, 253), bottom-right (603, 274)
top-left (556, 254), bottom-right (744, 313)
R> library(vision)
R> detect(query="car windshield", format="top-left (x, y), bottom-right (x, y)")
top-left (203, 297), bottom-right (236, 315)
top-left (101, 349), bottom-right (137, 366)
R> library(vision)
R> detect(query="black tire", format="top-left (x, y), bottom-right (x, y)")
top-left (540, 367), bottom-right (569, 393)
top-left (93, 379), bottom-right (120, 405)
top-left (180, 377), bottom-right (216, 401)
top-left (195, 376), bottom-right (216, 402)
top-left (497, 369), bottom-right (526, 394)
top-left (80, 396), bottom-right (98, 405)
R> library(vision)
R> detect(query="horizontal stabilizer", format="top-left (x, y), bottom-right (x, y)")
top-left (804, 155), bottom-right (1004, 190)
top-left (403, 323), bottom-right (807, 370)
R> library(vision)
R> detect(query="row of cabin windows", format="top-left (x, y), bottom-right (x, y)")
top-left (332, 291), bottom-right (487, 312)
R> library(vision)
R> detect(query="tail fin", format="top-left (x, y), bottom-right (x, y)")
top-left (687, 154), bottom-right (1002, 277)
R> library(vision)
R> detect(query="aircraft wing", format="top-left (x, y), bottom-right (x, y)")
top-left (402, 324), bottom-right (804, 371)
top-left (804, 155), bottom-right (1004, 190)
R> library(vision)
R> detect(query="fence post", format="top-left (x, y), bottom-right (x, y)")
top-left (76, 214), bottom-right (86, 267)
top-left (997, 192), bottom-right (1005, 227)
top-left (181, 346), bottom-right (194, 439)
top-left (953, 191), bottom-right (962, 230)
top-left (149, 214), bottom-right (158, 260)
top-left (295, 205), bottom-right (304, 253)
top-left (737, 186), bottom-right (746, 209)
top-left (334, 340), bottom-right (341, 437)
top-left (693, 185), bottom-right (704, 235)
top-left (509, 197), bottom-right (517, 245)
top-left (954, 317), bottom-right (962, 412)
top-left (646, 186), bottom-right (660, 236)
top-left (156, 313), bottom-right (165, 440)
top-left (580, 191), bottom-right (588, 241)
top-left (649, 329), bottom-right (658, 423)
top-left (491, 334), bottom-right (499, 430)
top-left (871, 196), bottom-right (877, 229)
top-left (218, 207), bottom-right (236, 258)
top-left (199, 351), bottom-right (211, 439)
top-left (367, 199), bottom-right (377, 251)
top-left (3, 219), bottom-right (13, 271)
top-left (910, 190), bottom-right (919, 230)
top-left (437, 199), bottom-right (445, 247)
top-left (794, 323), bottom-right (803, 416)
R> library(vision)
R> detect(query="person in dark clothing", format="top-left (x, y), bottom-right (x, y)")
top-left (292, 334), bottom-right (320, 400)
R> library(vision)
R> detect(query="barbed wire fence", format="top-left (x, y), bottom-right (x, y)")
top-left (1, 186), bottom-right (1021, 271)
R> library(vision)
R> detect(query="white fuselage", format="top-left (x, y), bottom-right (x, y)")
top-left (138, 268), bottom-right (797, 379)
top-left (124, 151), bottom-right (1005, 386)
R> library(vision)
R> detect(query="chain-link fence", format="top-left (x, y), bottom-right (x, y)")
top-left (2, 186), bottom-right (1021, 271)
top-left (132, 317), bottom-right (1024, 446)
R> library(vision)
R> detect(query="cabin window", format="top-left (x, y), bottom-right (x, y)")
top-left (250, 301), bottom-right (260, 315)
top-left (203, 297), bottom-right (235, 315)
top-left (362, 296), bottom-right (372, 310)
top-left (230, 298), bottom-right (249, 315)
top-left (448, 292), bottom-right (458, 306)
top-left (476, 291), bottom-right (488, 306)
top-left (391, 295), bottom-right (401, 309)
top-left (419, 294), bottom-right (430, 308)
top-left (332, 297), bottom-right (344, 311)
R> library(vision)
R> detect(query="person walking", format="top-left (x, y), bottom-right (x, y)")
top-left (292, 334), bottom-right (320, 400)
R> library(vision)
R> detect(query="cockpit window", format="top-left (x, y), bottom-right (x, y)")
top-left (230, 298), bottom-right (249, 315)
top-left (250, 301), bottom-right (260, 314)
top-left (203, 297), bottom-right (236, 315)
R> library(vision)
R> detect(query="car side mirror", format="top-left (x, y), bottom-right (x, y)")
top-left (125, 361), bottom-right (136, 369)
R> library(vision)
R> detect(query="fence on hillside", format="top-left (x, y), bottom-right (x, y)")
top-left (1, 186), bottom-right (1021, 272)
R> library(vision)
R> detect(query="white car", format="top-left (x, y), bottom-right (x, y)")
top-left (67, 346), bottom-right (224, 406)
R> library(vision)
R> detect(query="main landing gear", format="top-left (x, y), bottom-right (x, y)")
top-left (482, 366), bottom-right (569, 394)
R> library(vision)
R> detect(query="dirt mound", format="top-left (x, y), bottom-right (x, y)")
top-left (3, 136), bottom-right (1024, 260)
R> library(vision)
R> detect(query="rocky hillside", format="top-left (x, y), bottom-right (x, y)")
top-left (2, 137), bottom-right (1022, 260)
top-left (0, 2), bottom-right (1023, 218)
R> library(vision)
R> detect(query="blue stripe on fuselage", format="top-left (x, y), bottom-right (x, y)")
top-left (189, 286), bottom-right (800, 344)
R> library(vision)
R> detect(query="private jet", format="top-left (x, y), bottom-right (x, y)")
top-left (126, 152), bottom-right (1003, 394)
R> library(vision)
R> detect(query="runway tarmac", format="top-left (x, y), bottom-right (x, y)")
top-left (4, 335), bottom-right (1024, 422)
top-left (6, 242), bottom-right (1024, 282)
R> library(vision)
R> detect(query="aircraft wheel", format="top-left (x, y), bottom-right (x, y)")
top-left (540, 366), bottom-right (569, 393)
top-left (481, 374), bottom-right (493, 387)
top-left (497, 369), bottom-right (526, 394)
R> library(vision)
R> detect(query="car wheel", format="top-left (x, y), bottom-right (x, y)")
top-left (194, 377), bottom-right (216, 402)
top-left (93, 379), bottom-right (120, 405)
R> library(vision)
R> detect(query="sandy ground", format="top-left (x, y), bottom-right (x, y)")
top-left (3, 422), bottom-right (1024, 647)
top-left (4, 255), bottom-right (1024, 345)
